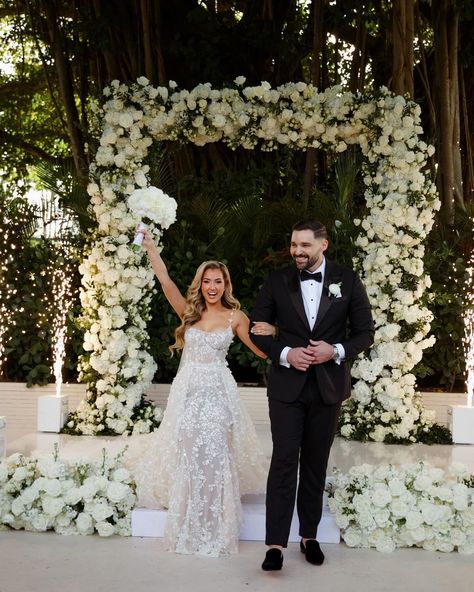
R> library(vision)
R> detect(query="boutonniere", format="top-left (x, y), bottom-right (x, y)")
top-left (328, 282), bottom-right (342, 298)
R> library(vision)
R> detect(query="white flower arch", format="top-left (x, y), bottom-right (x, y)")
top-left (65, 77), bottom-right (440, 440)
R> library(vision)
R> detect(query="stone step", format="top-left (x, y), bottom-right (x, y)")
top-left (131, 492), bottom-right (340, 543)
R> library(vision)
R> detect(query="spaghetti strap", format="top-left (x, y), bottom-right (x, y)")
top-left (227, 309), bottom-right (236, 333)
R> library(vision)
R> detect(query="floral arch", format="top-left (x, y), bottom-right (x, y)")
top-left (65, 77), bottom-right (440, 442)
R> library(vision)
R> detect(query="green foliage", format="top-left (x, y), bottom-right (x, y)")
top-left (413, 212), bottom-right (472, 391)
top-left (145, 148), bottom-right (363, 383)
top-left (32, 161), bottom-right (94, 233)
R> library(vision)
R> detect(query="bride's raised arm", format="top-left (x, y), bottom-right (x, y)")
top-left (141, 229), bottom-right (186, 318)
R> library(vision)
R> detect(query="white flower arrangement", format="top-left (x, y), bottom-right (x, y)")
top-left (328, 462), bottom-right (474, 554)
top-left (127, 186), bottom-right (177, 229)
top-left (0, 446), bottom-right (136, 536)
top-left (73, 77), bottom-right (439, 440)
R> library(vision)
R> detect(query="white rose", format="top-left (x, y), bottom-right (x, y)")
top-left (106, 482), bottom-right (130, 504)
top-left (76, 512), bottom-right (94, 535)
top-left (371, 486), bottom-right (392, 508)
top-left (20, 487), bottom-right (39, 505)
top-left (31, 514), bottom-right (50, 532)
top-left (11, 497), bottom-right (25, 516)
top-left (96, 521), bottom-right (115, 537)
top-left (405, 510), bottom-right (423, 530)
top-left (12, 467), bottom-right (28, 482)
top-left (44, 479), bottom-right (62, 497)
top-left (112, 468), bottom-right (131, 482)
top-left (90, 501), bottom-right (114, 522)
top-left (328, 282), bottom-right (342, 298)
top-left (64, 487), bottom-right (82, 506)
top-left (343, 526), bottom-right (362, 547)
top-left (42, 495), bottom-right (65, 517)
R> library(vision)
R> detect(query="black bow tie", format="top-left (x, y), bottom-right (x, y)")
top-left (300, 270), bottom-right (322, 282)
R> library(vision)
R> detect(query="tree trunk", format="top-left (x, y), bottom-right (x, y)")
top-left (391, 0), bottom-right (414, 97)
top-left (460, 69), bottom-right (474, 205)
top-left (140, 0), bottom-right (154, 81)
top-left (302, 0), bottom-right (325, 213)
top-left (41, 0), bottom-right (87, 179)
top-left (434, 0), bottom-right (464, 224)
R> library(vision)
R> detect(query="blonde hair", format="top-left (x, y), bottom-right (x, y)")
top-left (170, 261), bottom-right (240, 353)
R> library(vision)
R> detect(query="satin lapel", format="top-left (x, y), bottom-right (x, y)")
top-left (284, 268), bottom-right (311, 331)
top-left (313, 259), bottom-right (337, 332)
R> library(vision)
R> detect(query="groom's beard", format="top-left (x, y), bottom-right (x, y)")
top-left (293, 255), bottom-right (318, 270)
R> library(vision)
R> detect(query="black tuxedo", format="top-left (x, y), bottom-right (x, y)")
top-left (250, 259), bottom-right (374, 545)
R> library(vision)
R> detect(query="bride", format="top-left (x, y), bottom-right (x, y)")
top-left (131, 229), bottom-right (273, 556)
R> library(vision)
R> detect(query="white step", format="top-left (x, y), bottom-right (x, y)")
top-left (131, 492), bottom-right (340, 543)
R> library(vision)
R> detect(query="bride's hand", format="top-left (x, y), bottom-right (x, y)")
top-left (139, 228), bottom-right (154, 250)
top-left (251, 321), bottom-right (276, 337)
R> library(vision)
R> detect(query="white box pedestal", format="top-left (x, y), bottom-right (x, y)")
top-left (131, 492), bottom-right (340, 544)
top-left (447, 405), bottom-right (474, 444)
top-left (0, 416), bottom-right (6, 457)
top-left (37, 395), bottom-right (69, 433)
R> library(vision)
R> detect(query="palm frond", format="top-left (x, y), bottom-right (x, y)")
top-left (33, 161), bottom-right (93, 231)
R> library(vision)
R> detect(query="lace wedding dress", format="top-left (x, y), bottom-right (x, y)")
top-left (129, 323), bottom-right (268, 556)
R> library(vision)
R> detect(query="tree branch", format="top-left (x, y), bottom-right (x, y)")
top-left (0, 128), bottom-right (59, 162)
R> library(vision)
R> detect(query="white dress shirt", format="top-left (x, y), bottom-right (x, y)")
top-left (280, 258), bottom-right (345, 367)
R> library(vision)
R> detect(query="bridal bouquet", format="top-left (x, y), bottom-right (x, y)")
top-left (127, 186), bottom-right (177, 246)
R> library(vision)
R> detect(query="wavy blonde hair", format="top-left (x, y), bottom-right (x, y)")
top-left (170, 260), bottom-right (240, 353)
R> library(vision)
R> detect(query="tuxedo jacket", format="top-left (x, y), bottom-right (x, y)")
top-left (249, 260), bottom-right (374, 405)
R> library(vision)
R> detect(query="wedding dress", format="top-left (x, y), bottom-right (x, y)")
top-left (130, 322), bottom-right (268, 556)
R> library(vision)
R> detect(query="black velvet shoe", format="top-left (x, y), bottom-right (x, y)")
top-left (300, 539), bottom-right (324, 565)
top-left (262, 548), bottom-right (283, 571)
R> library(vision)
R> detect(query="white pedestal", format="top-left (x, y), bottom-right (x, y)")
top-left (37, 395), bottom-right (69, 433)
top-left (0, 416), bottom-right (6, 457)
top-left (131, 492), bottom-right (340, 543)
top-left (447, 405), bottom-right (474, 444)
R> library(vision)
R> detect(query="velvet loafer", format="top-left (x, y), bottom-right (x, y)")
top-left (300, 539), bottom-right (324, 565)
top-left (262, 548), bottom-right (283, 571)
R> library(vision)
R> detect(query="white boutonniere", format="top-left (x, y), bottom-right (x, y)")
top-left (328, 282), bottom-right (342, 298)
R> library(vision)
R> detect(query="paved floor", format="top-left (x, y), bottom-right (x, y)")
top-left (1, 530), bottom-right (473, 592)
top-left (1, 425), bottom-right (474, 592)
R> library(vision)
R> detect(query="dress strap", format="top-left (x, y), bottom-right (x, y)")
top-left (228, 309), bottom-right (235, 325)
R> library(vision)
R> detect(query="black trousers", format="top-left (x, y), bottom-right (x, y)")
top-left (265, 372), bottom-right (341, 546)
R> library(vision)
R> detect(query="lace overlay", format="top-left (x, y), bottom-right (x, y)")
top-left (128, 325), bottom-right (267, 556)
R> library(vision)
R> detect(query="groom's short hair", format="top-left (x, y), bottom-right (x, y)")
top-left (292, 219), bottom-right (328, 240)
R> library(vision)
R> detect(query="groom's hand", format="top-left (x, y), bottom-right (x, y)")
top-left (287, 347), bottom-right (314, 371)
top-left (307, 340), bottom-right (334, 364)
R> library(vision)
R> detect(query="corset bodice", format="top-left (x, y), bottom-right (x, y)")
top-left (179, 325), bottom-right (234, 368)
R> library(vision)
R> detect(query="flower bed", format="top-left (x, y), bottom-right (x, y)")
top-left (0, 447), bottom-right (135, 536)
top-left (328, 461), bottom-right (474, 553)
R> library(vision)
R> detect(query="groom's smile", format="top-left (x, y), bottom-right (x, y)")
top-left (290, 229), bottom-right (328, 272)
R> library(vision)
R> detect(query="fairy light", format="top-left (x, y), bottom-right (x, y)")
top-left (0, 208), bottom-right (27, 375)
top-left (463, 242), bottom-right (474, 407)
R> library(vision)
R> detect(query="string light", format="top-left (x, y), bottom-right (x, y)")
top-left (0, 204), bottom-right (29, 375)
top-left (463, 232), bottom-right (474, 407)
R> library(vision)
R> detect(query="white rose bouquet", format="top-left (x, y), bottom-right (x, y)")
top-left (127, 186), bottom-right (177, 246)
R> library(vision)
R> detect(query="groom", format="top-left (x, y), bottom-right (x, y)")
top-left (250, 219), bottom-right (374, 571)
